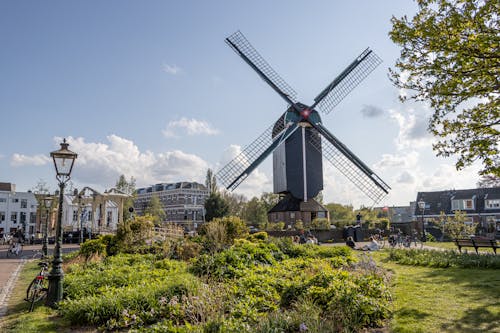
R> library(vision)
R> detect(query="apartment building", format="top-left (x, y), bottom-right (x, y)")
top-left (134, 181), bottom-right (208, 226)
top-left (0, 183), bottom-right (38, 238)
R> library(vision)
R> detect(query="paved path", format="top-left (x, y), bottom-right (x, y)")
top-left (0, 244), bottom-right (80, 318)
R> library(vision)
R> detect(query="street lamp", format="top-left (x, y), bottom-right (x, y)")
top-left (42, 195), bottom-right (53, 258)
top-left (418, 199), bottom-right (426, 243)
top-left (46, 139), bottom-right (77, 308)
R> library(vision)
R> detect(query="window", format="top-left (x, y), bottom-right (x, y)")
top-left (485, 199), bottom-right (500, 209)
top-left (11, 212), bottom-right (17, 223)
top-left (0, 211), bottom-right (5, 222)
top-left (464, 199), bottom-right (474, 210)
top-left (20, 212), bottom-right (26, 224)
top-left (0, 198), bottom-right (6, 203)
top-left (12, 198), bottom-right (19, 203)
top-left (73, 211), bottom-right (78, 222)
top-left (30, 212), bottom-right (36, 224)
top-left (20, 199), bottom-right (27, 208)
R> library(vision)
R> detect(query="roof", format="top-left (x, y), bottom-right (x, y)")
top-left (137, 181), bottom-right (208, 194)
top-left (0, 183), bottom-right (15, 192)
top-left (415, 187), bottom-right (500, 216)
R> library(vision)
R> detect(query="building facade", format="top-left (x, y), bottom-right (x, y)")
top-left (415, 187), bottom-right (500, 239)
top-left (61, 194), bottom-right (120, 234)
top-left (134, 182), bottom-right (208, 227)
top-left (0, 183), bottom-right (38, 238)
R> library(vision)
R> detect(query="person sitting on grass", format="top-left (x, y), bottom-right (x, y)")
top-left (346, 236), bottom-right (356, 249)
top-left (361, 236), bottom-right (380, 251)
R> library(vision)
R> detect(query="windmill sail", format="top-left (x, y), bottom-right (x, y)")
top-left (226, 31), bottom-right (297, 106)
top-left (217, 116), bottom-right (299, 191)
top-left (312, 48), bottom-right (382, 115)
top-left (309, 122), bottom-right (390, 203)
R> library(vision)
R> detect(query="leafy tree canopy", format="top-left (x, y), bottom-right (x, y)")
top-left (144, 194), bottom-right (166, 224)
top-left (390, 0), bottom-right (499, 176)
top-left (204, 192), bottom-right (229, 222)
top-left (242, 197), bottom-right (268, 227)
top-left (477, 174), bottom-right (500, 188)
top-left (205, 168), bottom-right (218, 194)
top-left (221, 190), bottom-right (247, 217)
top-left (260, 192), bottom-right (280, 212)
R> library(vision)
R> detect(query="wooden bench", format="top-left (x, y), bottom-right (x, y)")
top-left (454, 238), bottom-right (498, 254)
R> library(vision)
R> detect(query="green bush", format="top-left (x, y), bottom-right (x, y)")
top-left (388, 248), bottom-right (500, 269)
top-left (79, 238), bottom-right (106, 259)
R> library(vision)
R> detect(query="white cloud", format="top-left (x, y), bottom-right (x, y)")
top-left (50, 135), bottom-right (209, 189)
top-left (396, 171), bottom-right (415, 184)
top-left (162, 63), bottom-right (181, 75)
top-left (374, 152), bottom-right (419, 170)
top-left (10, 153), bottom-right (50, 166)
top-left (389, 107), bottom-right (434, 150)
top-left (163, 117), bottom-right (219, 138)
top-left (360, 104), bottom-right (384, 118)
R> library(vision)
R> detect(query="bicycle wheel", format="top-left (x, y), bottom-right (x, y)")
top-left (26, 277), bottom-right (48, 311)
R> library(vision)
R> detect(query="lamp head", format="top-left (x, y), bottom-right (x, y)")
top-left (50, 138), bottom-right (77, 178)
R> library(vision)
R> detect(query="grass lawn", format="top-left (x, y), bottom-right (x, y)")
top-left (0, 261), bottom-right (80, 333)
top-left (372, 250), bottom-right (500, 333)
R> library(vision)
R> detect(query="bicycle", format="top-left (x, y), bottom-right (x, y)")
top-left (25, 261), bottom-right (49, 311)
top-left (6, 241), bottom-right (23, 257)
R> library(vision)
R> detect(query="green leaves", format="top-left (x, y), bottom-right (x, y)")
top-left (390, 0), bottom-right (499, 176)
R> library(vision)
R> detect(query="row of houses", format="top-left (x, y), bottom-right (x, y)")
top-left (2, 179), bottom-right (499, 239)
top-left (0, 182), bottom-right (125, 239)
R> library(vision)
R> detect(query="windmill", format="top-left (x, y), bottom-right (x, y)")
top-left (217, 31), bottom-right (390, 219)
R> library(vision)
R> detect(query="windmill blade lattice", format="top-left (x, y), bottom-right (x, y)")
top-left (217, 115), bottom-right (297, 191)
top-left (312, 48), bottom-right (382, 115)
top-left (226, 31), bottom-right (298, 105)
top-left (309, 125), bottom-right (390, 204)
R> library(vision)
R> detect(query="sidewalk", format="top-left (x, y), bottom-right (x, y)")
top-left (0, 244), bottom-right (80, 318)
top-left (0, 258), bottom-right (25, 317)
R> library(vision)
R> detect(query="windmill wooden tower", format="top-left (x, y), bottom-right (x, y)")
top-left (217, 31), bottom-right (390, 223)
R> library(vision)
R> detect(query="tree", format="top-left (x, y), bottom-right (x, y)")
top-left (326, 203), bottom-right (355, 227)
top-left (242, 197), bottom-right (268, 227)
top-left (477, 174), bottom-right (500, 188)
top-left (115, 174), bottom-right (136, 222)
top-left (221, 190), bottom-right (247, 217)
top-left (440, 210), bottom-right (477, 239)
top-left (205, 168), bottom-right (218, 194)
top-left (260, 192), bottom-right (280, 211)
top-left (32, 179), bottom-right (50, 194)
top-left (115, 174), bottom-right (136, 195)
top-left (144, 194), bottom-right (166, 224)
top-left (390, 0), bottom-right (499, 176)
top-left (204, 192), bottom-right (229, 222)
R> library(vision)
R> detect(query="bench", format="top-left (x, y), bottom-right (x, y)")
top-left (454, 238), bottom-right (498, 254)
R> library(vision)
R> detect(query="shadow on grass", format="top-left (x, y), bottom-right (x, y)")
top-left (440, 302), bottom-right (500, 333)
top-left (394, 307), bottom-right (430, 321)
top-left (422, 267), bottom-right (500, 303)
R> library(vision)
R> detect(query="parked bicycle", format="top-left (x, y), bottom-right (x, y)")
top-left (25, 261), bottom-right (49, 311)
top-left (6, 241), bottom-right (23, 257)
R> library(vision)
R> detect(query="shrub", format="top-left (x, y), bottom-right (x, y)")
top-left (246, 231), bottom-right (268, 242)
top-left (388, 248), bottom-right (500, 269)
top-left (311, 218), bottom-right (330, 230)
top-left (79, 239), bottom-right (106, 260)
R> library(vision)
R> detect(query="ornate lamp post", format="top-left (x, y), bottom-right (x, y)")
top-left (418, 199), bottom-right (426, 243)
top-left (46, 139), bottom-right (77, 307)
top-left (42, 195), bottom-right (53, 258)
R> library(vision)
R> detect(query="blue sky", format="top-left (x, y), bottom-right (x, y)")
top-left (0, 1), bottom-right (483, 208)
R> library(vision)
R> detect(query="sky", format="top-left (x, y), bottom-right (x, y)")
top-left (0, 1), bottom-right (483, 208)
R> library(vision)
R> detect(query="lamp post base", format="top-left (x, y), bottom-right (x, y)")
top-left (45, 271), bottom-right (64, 308)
